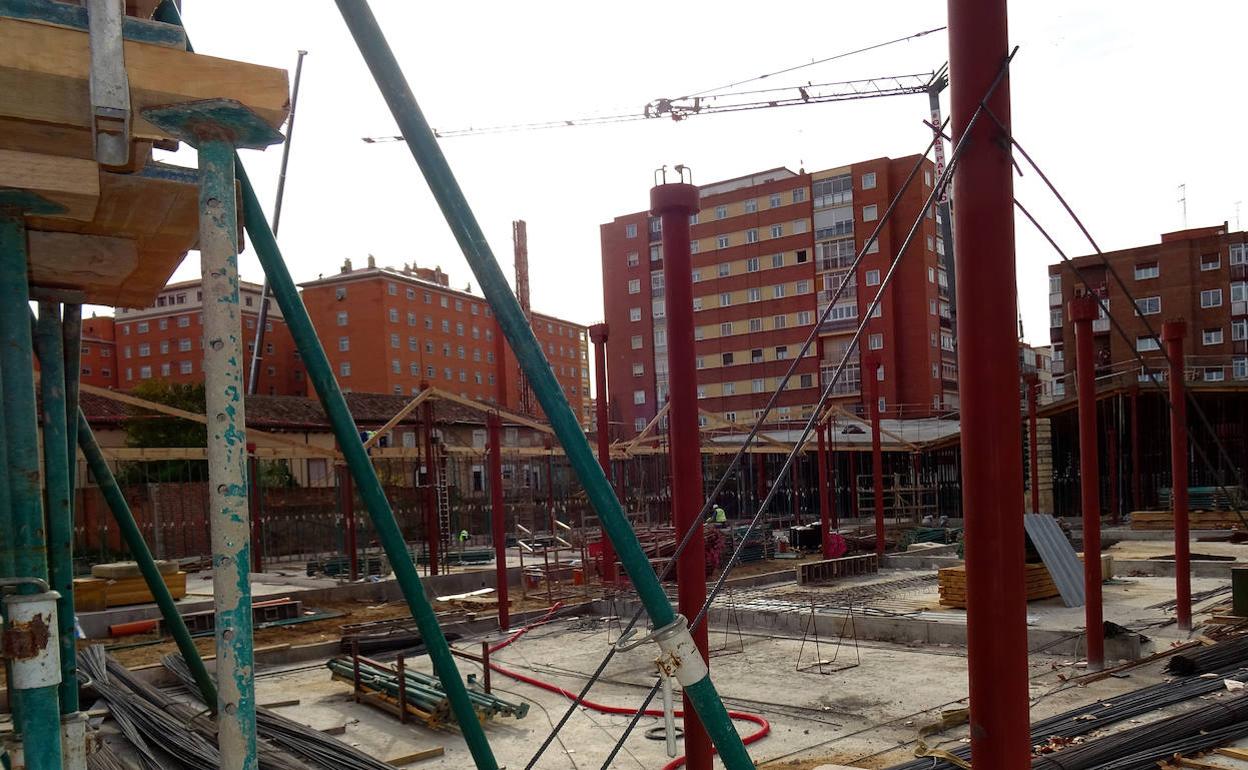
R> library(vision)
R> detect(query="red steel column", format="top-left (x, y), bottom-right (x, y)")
top-left (488, 412), bottom-right (510, 630)
top-left (1070, 296), bottom-right (1104, 669)
top-left (948, 0), bottom-right (1031, 761)
top-left (1108, 408), bottom-right (1121, 524)
top-left (1129, 384), bottom-right (1142, 511)
top-left (651, 178), bottom-right (711, 770)
top-left (1163, 320), bottom-right (1192, 630)
top-left (421, 386), bottom-right (440, 576)
top-left (817, 420), bottom-right (833, 557)
top-left (849, 451), bottom-right (859, 520)
top-left (589, 323), bottom-right (617, 584)
top-left (865, 355), bottom-right (885, 556)
top-left (1025, 373), bottom-right (1040, 513)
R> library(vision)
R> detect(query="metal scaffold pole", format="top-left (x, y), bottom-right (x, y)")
top-left (946, 0), bottom-right (1031, 763)
top-left (140, 100), bottom-right (284, 769)
top-left (330, 3), bottom-right (752, 765)
top-left (1163, 320), bottom-right (1192, 630)
top-left (0, 194), bottom-right (65, 770)
top-left (32, 304), bottom-right (80, 724)
top-left (76, 411), bottom-right (218, 707)
top-left (589, 323), bottom-right (618, 583)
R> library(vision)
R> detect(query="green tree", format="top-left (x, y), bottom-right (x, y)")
top-left (119, 380), bottom-right (207, 483)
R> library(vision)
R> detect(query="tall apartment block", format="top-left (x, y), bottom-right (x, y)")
top-left (600, 158), bottom-right (951, 437)
top-left (1048, 224), bottom-right (1248, 391)
top-left (301, 258), bottom-right (591, 425)
top-left (114, 279), bottom-right (306, 396)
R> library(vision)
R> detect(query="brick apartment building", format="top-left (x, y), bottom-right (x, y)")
top-left (600, 158), bottom-right (951, 437)
top-left (79, 315), bottom-right (118, 389)
top-left (300, 258), bottom-right (591, 425)
top-left (113, 279), bottom-right (306, 396)
top-left (1048, 224), bottom-right (1248, 393)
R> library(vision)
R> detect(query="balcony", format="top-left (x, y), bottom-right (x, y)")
top-left (1049, 291), bottom-right (1063, 307)
top-left (1233, 299), bottom-right (1247, 317)
top-left (1092, 318), bottom-right (1111, 333)
top-left (819, 317), bottom-right (859, 333)
top-left (1051, 359), bottom-right (1065, 375)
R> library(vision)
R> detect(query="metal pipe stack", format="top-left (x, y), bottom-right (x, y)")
top-left (327, 656), bottom-right (529, 724)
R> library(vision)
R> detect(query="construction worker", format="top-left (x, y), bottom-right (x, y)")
top-left (709, 504), bottom-right (728, 526)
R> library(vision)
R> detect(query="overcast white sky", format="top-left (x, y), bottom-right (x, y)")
top-left (148, 1), bottom-right (1246, 362)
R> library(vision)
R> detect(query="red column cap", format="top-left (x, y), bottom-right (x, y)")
top-left (1162, 319), bottom-right (1187, 341)
top-left (588, 323), bottom-right (609, 344)
top-left (1067, 295), bottom-right (1099, 323)
top-left (649, 183), bottom-right (700, 216)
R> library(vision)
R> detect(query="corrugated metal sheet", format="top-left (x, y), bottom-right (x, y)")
top-left (1024, 513), bottom-right (1085, 608)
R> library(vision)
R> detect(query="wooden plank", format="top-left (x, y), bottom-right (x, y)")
top-left (0, 149), bottom-right (98, 220)
top-left (1215, 747), bottom-right (1248, 761)
top-left (0, 17), bottom-right (289, 150)
top-left (363, 388), bottom-right (433, 449)
top-left (75, 380), bottom-right (339, 457)
top-left (387, 747), bottom-right (446, 766)
top-left (28, 230), bottom-right (139, 292)
top-left (427, 387), bottom-right (554, 435)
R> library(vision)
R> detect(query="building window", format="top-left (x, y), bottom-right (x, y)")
top-left (796, 280), bottom-right (810, 294)
top-left (1201, 253), bottom-right (1221, 271)
top-left (633, 390), bottom-right (646, 405)
top-left (770, 253), bottom-right (784, 269)
top-left (407, 312), bottom-right (417, 326)
top-left (1231, 243), bottom-right (1247, 265)
top-left (1233, 319), bottom-right (1247, 341)
top-left (339, 361), bottom-right (351, 376)
top-left (796, 311), bottom-right (813, 325)
top-left (720, 322), bottom-right (733, 336)
top-left (1231, 282), bottom-right (1246, 303)
top-left (1136, 335), bottom-right (1160, 352)
top-left (868, 333), bottom-right (883, 350)
top-left (751, 348), bottom-right (764, 363)
top-left (931, 299), bottom-right (939, 316)
top-left (1205, 368), bottom-right (1225, 382)
top-left (1203, 328), bottom-right (1224, 345)
top-left (773, 315), bottom-right (787, 329)
top-left (650, 245), bottom-right (661, 262)
top-left (746, 228), bottom-right (760, 244)
top-left (773, 284), bottom-right (786, 298)
top-left (159, 340), bottom-right (169, 354)
top-left (746, 257), bottom-right (760, 273)
top-left (136, 322), bottom-right (149, 333)
top-left (865, 269), bottom-right (881, 286)
top-left (632, 363), bottom-right (645, 377)
top-left (628, 279), bottom-right (641, 294)
top-left (722, 382), bottom-right (736, 396)
top-left (625, 223), bottom-right (637, 238)
top-left (799, 373), bottom-right (814, 388)
top-left (179, 361), bottom-right (192, 374)
top-left (631, 335), bottom-right (643, 349)
top-left (717, 235), bottom-right (730, 249)
top-left (749, 318), bottom-right (763, 333)
top-left (720, 292), bottom-right (732, 307)
top-left (721, 352), bottom-right (735, 367)
top-left (692, 269), bottom-right (702, 283)
top-left (1201, 289), bottom-right (1223, 308)
top-left (751, 378), bottom-right (765, 393)
top-left (866, 239), bottom-right (879, 254)
top-left (1136, 296), bottom-right (1161, 315)
top-left (769, 193), bottom-right (783, 208)
top-left (388, 308), bottom-right (399, 322)
top-left (861, 172), bottom-right (877, 190)
top-left (630, 307), bottom-right (642, 322)
top-left (770, 224), bottom-right (784, 238)
top-left (390, 333), bottom-right (400, 348)
top-left (336, 311), bottom-right (348, 326)
top-left (1134, 262), bottom-right (1159, 280)
top-left (179, 338), bottom-right (192, 352)
top-left (627, 252), bottom-right (639, 267)
top-left (775, 345), bottom-right (788, 359)
top-left (744, 198), bottom-right (758, 213)
top-left (793, 219), bottom-right (809, 234)
top-left (715, 205), bottom-right (728, 220)
top-left (139, 366), bottom-right (151, 379)
top-left (813, 174), bottom-right (852, 207)
top-left (440, 296), bottom-right (449, 308)
top-left (1234, 357), bottom-right (1248, 380)
top-left (792, 188), bottom-right (807, 203)
top-left (692, 298), bottom-right (703, 312)
top-left (747, 288), bottom-right (761, 302)
top-left (862, 204), bottom-right (878, 222)
top-left (138, 343), bottom-right (150, 357)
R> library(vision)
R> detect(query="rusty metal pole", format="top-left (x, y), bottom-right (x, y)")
top-left (817, 419), bottom-right (833, 557)
top-left (1070, 295), bottom-right (1104, 670)
top-left (652, 174), bottom-right (712, 770)
top-left (865, 355), bottom-right (885, 557)
top-left (488, 413), bottom-right (510, 630)
top-left (947, 0), bottom-right (1031, 761)
top-left (1108, 406), bottom-right (1120, 525)
top-left (339, 465), bottom-right (358, 581)
top-left (421, 392), bottom-right (440, 576)
top-left (1163, 320), bottom-right (1192, 631)
top-left (1025, 373), bottom-right (1040, 513)
top-left (589, 323), bottom-right (618, 583)
top-left (1130, 384), bottom-right (1142, 511)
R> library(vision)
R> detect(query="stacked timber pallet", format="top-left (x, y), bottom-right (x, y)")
top-left (797, 554), bottom-right (879, 585)
top-left (937, 553), bottom-right (1113, 608)
top-left (74, 560), bottom-right (186, 611)
top-left (1131, 509), bottom-right (1247, 531)
top-left (1161, 486), bottom-right (1246, 511)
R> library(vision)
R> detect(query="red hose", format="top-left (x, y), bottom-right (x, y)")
top-left (488, 601), bottom-right (565, 654)
top-left (488, 658), bottom-right (770, 769)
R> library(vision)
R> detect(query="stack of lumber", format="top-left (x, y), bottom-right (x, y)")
top-left (1130, 510), bottom-right (1247, 531)
top-left (938, 553), bottom-right (1113, 609)
top-left (74, 560), bottom-right (186, 611)
top-left (0, 9), bottom-right (289, 307)
top-left (1161, 486), bottom-right (1246, 512)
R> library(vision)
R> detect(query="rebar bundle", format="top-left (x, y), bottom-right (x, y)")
top-left (887, 668), bottom-right (1248, 770)
top-left (1031, 694), bottom-right (1248, 769)
top-left (78, 646), bottom-right (304, 770)
top-left (326, 656), bottom-right (529, 723)
top-left (162, 653), bottom-right (398, 770)
top-left (1166, 636), bottom-right (1248, 676)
